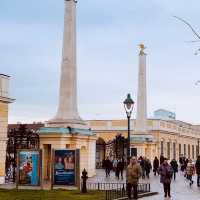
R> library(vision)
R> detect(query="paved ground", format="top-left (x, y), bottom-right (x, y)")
top-left (88, 169), bottom-right (200, 200)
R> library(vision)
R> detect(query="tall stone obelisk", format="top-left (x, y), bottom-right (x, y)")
top-left (135, 44), bottom-right (147, 134)
top-left (39, 0), bottom-right (96, 182)
top-left (48, 0), bottom-right (86, 128)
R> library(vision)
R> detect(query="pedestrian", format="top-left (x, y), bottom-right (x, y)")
top-left (160, 155), bottom-right (165, 165)
top-left (126, 156), bottom-right (142, 200)
top-left (140, 157), bottom-right (146, 179)
top-left (153, 156), bottom-right (159, 176)
top-left (159, 158), bottom-right (173, 199)
top-left (179, 156), bottom-right (185, 172)
top-left (117, 158), bottom-right (124, 180)
top-left (113, 158), bottom-right (118, 177)
top-left (104, 157), bottom-right (112, 177)
top-left (145, 158), bottom-right (152, 179)
top-left (170, 158), bottom-right (178, 180)
top-left (195, 155), bottom-right (200, 187)
top-left (186, 159), bottom-right (195, 187)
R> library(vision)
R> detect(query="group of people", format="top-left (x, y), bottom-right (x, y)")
top-left (103, 155), bottom-right (200, 200)
top-left (103, 157), bottom-right (125, 179)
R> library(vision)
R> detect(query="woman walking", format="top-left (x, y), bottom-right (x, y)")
top-left (159, 158), bottom-right (173, 199)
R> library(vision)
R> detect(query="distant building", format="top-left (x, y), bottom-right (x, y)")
top-left (154, 109), bottom-right (176, 120)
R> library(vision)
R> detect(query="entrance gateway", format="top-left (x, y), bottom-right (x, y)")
top-left (38, 0), bottom-right (96, 188)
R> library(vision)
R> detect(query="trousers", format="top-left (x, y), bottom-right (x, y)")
top-left (127, 183), bottom-right (138, 199)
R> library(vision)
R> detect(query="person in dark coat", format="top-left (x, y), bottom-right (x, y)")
top-left (195, 155), bottom-right (200, 187)
top-left (170, 158), bottom-right (178, 180)
top-left (153, 157), bottom-right (159, 176)
top-left (159, 158), bottom-right (173, 199)
top-left (104, 157), bottom-right (112, 177)
top-left (116, 158), bottom-right (124, 180)
top-left (145, 158), bottom-right (152, 179)
top-left (140, 157), bottom-right (146, 179)
top-left (160, 155), bottom-right (165, 165)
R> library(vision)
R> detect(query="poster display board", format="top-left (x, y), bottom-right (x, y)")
top-left (53, 149), bottom-right (79, 186)
top-left (17, 150), bottom-right (41, 186)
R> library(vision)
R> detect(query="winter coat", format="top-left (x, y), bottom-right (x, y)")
top-left (104, 159), bottom-right (112, 170)
top-left (153, 158), bottom-right (159, 171)
top-left (126, 163), bottom-right (142, 185)
top-left (195, 159), bottom-right (200, 175)
top-left (145, 160), bottom-right (152, 174)
top-left (170, 160), bottom-right (178, 172)
top-left (159, 163), bottom-right (173, 184)
top-left (186, 163), bottom-right (195, 176)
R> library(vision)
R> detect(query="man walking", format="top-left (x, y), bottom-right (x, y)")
top-left (170, 158), bottom-right (178, 180)
top-left (104, 157), bottom-right (112, 177)
top-left (126, 157), bottom-right (142, 200)
top-left (195, 155), bottom-right (200, 187)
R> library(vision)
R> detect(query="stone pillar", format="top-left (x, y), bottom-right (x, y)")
top-left (49, 0), bottom-right (85, 127)
top-left (0, 74), bottom-right (14, 184)
top-left (135, 44), bottom-right (147, 134)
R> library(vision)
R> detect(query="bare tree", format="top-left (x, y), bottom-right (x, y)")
top-left (174, 16), bottom-right (200, 55)
top-left (174, 16), bottom-right (200, 86)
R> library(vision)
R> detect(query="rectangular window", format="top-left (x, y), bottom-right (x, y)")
top-left (184, 144), bottom-right (186, 156)
top-left (179, 144), bottom-right (181, 157)
top-left (167, 142), bottom-right (170, 160)
top-left (192, 145), bottom-right (194, 159)
top-left (173, 143), bottom-right (176, 159)
top-left (188, 144), bottom-right (190, 158)
top-left (161, 141), bottom-right (164, 156)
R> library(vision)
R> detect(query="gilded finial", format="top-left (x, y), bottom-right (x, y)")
top-left (139, 43), bottom-right (146, 55)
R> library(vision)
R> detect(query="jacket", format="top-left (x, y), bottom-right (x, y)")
top-left (159, 163), bottom-right (173, 184)
top-left (186, 163), bottom-right (195, 176)
top-left (126, 163), bottom-right (142, 184)
top-left (195, 159), bottom-right (200, 175)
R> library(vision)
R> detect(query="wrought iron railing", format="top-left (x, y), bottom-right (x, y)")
top-left (84, 182), bottom-right (150, 200)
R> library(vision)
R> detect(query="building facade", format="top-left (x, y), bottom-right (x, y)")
top-left (0, 74), bottom-right (14, 183)
top-left (87, 119), bottom-right (200, 162)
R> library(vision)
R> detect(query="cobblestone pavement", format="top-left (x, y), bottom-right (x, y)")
top-left (88, 169), bottom-right (200, 199)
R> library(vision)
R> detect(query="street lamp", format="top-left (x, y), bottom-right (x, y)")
top-left (123, 94), bottom-right (135, 163)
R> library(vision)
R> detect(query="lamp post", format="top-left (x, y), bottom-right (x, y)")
top-left (123, 94), bottom-right (134, 163)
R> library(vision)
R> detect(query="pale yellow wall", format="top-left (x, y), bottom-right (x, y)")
top-left (88, 119), bottom-right (200, 161)
top-left (0, 102), bottom-right (8, 177)
top-left (39, 134), bottom-right (97, 179)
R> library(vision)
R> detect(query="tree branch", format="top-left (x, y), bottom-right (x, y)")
top-left (173, 16), bottom-right (200, 40)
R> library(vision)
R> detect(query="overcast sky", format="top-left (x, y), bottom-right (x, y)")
top-left (1, 0), bottom-right (200, 124)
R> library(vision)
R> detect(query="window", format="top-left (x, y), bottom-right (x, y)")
top-left (192, 145), bottom-right (194, 159)
top-left (167, 142), bottom-right (170, 159)
top-left (179, 144), bottom-right (181, 157)
top-left (161, 141), bottom-right (164, 156)
top-left (188, 145), bottom-right (190, 158)
top-left (184, 144), bottom-right (186, 156)
top-left (173, 143), bottom-right (176, 159)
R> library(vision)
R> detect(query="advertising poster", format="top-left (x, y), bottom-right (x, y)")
top-left (18, 150), bottom-right (40, 186)
top-left (54, 150), bottom-right (76, 185)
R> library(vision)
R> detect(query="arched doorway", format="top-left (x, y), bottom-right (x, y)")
top-left (96, 138), bottom-right (106, 168)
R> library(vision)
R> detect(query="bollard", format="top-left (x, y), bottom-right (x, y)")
top-left (81, 168), bottom-right (88, 193)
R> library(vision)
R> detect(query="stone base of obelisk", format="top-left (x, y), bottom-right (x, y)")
top-left (38, 123), bottom-right (97, 185)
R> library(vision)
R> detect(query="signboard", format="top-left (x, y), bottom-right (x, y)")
top-left (53, 149), bottom-right (76, 186)
top-left (17, 150), bottom-right (41, 186)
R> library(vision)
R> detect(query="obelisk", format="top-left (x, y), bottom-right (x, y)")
top-left (135, 44), bottom-right (147, 134)
top-left (48, 0), bottom-right (86, 128)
